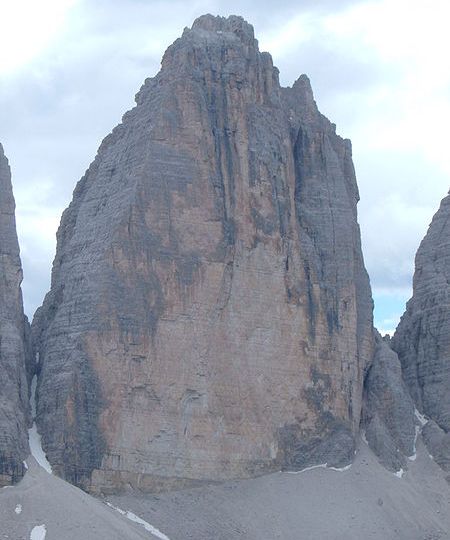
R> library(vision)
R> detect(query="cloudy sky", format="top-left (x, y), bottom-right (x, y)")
top-left (0, 0), bottom-right (449, 333)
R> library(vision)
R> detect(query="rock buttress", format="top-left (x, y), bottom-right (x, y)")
top-left (362, 332), bottom-right (415, 472)
top-left (0, 144), bottom-right (30, 486)
top-left (393, 192), bottom-right (450, 470)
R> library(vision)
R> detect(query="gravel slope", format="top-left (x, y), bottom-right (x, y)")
top-left (109, 439), bottom-right (450, 540)
top-left (1, 439), bottom-right (449, 540)
top-left (0, 458), bottom-right (157, 540)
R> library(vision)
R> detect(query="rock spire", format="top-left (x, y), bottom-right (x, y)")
top-left (0, 144), bottom-right (31, 486)
top-left (33, 14), bottom-right (374, 492)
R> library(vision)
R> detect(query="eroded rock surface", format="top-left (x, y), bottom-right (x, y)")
top-left (0, 144), bottom-right (30, 486)
top-left (32, 15), bottom-right (373, 493)
top-left (363, 332), bottom-right (415, 471)
top-left (422, 421), bottom-right (450, 472)
top-left (393, 191), bottom-right (450, 471)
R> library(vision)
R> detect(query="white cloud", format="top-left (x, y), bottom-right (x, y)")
top-left (260, 12), bottom-right (319, 58)
top-left (0, 0), bottom-right (449, 331)
top-left (0, 0), bottom-right (78, 75)
top-left (322, 0), bottom-right (450, 176)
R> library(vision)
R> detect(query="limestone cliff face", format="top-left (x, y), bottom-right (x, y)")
top-left (0, 144), bottom-right (30, 486)
top-left (32, 15), bottom-right (373, 492)
top-left (393, 192), bottom-right (450, 470)
top-left (363, 332), bottom-right (415, 472)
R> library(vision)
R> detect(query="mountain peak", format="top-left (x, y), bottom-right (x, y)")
top-left (190, 14), bottom-right (255, 42)
top-left (32, 14), bottom-right (374, 493)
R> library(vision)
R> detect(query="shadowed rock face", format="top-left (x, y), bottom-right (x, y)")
top-left (32, 14), bottom-right (373, 493)
top-left (422, 421), bottom-right (450, 472)
top-left (0, 144), bottom-right (31, 486)
top-left (393, 192), bottom-right (450, 470)
top-left (363, 332), bottom-right (415, 472)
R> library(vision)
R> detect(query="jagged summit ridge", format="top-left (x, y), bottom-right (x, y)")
top-left (191, 14), bottom-right (256, 40)
top-left (138, 14), bottom-right (280, 111)
top-left (33, 15), bottom-right (373, 493)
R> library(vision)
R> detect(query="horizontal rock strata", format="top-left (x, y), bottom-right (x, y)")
top-left (32, 15), bottom-right (373, 493)
top-left (393, 191), bottom-right (450, 472)
top-left (0, 144), bottom-right (30, 486)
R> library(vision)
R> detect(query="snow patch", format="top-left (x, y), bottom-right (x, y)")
top-left (408, 409), bottom-right (429, 461)
top-left (394, 468), bottom-right (404, 478)
top-left (30, 524), bottom-right (46, 540)
top-left (28, 376), bottom-right (52, 474)
top-left (28, 424), bottom-right (52, 474)
top-left (286, 462), bottom-right (351, 474)
top-left (106, 502), bottom-right (171, 540)
top-left (415, 408), bottom-right (427, 426)
top-left (15, 503), bottom-right (22, 514)
top-left (285, 463), bottom-right (327, 474)
top-left (409, 425), bottom-right (421, 461)
top-left (23, 460), bottom-right (28, 470)
top-left (328, 464), bottom-right (352, 472)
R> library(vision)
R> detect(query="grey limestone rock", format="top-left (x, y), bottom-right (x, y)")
top-left (32, 14), bottom-right (373, 492)
top-left (0, 144), bottom-right (31, 486)
top-left (363, 331), bottom-right (415, 471)
top-left (393, 191), bottom-right (450, 470)
top-left (422, 420), bottom-right (450, 471)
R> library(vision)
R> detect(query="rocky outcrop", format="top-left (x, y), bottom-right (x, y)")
top-left (393, 191), bottom-right (450, 471)
top-left (363, 332), bottom-right (415, 472)
top-left (32, 14), bottom-right (373, 493)
top-left (0, 144), bottom-right (30, 486)
top-left (422, 421), bottom-right (450, 472)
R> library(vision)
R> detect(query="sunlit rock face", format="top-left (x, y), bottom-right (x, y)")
top-left (393, 192), bottom-right (450, 470)
top-left (32, 15), bottom-right (373, 493)
top-left (0, 144), bottom-right (31, 486)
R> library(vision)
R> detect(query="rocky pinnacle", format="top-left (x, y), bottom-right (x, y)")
top-left (393, 191), bottom-right (450, 471)
top-left (363, 331), bottom-right (415, 472)
top-left (32, 14), bottom-right (374, 493)
top-left (0, 144), bottom-right (31, 486)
